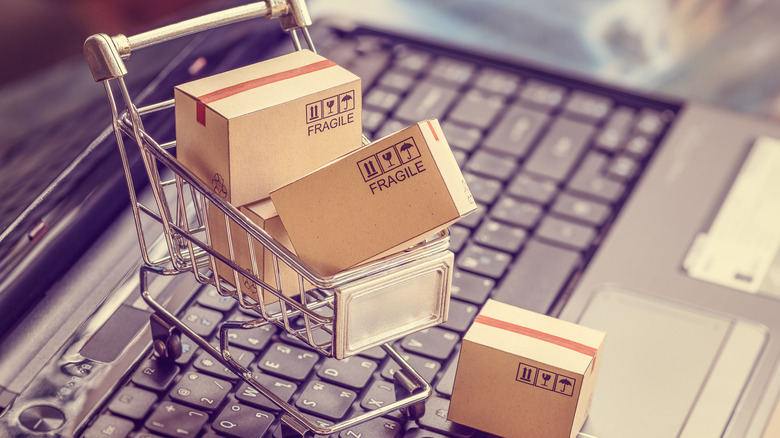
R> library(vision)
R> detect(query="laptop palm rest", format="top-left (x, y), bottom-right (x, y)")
top-left (576, 286), bottom-right (766, 438)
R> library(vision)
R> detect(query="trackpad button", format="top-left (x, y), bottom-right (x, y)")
top-left (576, 286), bottom-right (766, 438)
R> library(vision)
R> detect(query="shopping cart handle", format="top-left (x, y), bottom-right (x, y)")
top-left (84, 0), bottom-right (312, 82)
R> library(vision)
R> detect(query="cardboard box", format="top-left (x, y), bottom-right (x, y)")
top-left (270, 119), bottom-right (476, 276)
top-left (176, 49), bottom-right (362, 205)
top-left (208, 198), bottom-right (306, 304)
top-left (448, 300), bottom-right (606, 438)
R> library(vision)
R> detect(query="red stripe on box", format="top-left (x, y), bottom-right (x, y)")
top-left (426, 120), bottom-right (439, 141)
top-left (475, 314), bottom-right (597, 358)
top-left (196, 102), bottom-right (206, 126)
top-left (197, 59), bottom-right (336, 105)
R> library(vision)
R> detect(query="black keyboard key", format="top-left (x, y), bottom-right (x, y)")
top-left (473, 219), bottom-right (527, 253)
top-left (194, 347), bottom-right (255, 380)
top-left (416, 396), bottom-right (475, 438)
top-left (361, 379), bottom-right (398, 413)
top-left (346, 51), bottom-right (392, 92)
top-left (317, 356), bottom-right (378, 389)
top-left (363, 109), bottom-right (387, 134)
top-left (624, 135), bottom-right (653, 158)
top-left (536, 216), bottom-right (597, 251)
top-left (359, 346), bottom-right (388, 361)
top-left (447, 89), bottom-right (504, 129)
top-left (551, 193), bottom-right (611, 227)
top-left (224, 319), bottom-right (276, 352)
top-left (519, 79), bottom-right (566, 110)
top-left (452, 149), bottom-right (468, 168)
top-left (377, 68), bottom-right (416, 92)
top-left (493, 239), bottom-right (581, 313)
top-left (457, 203), bottom-right (486, 229)
top-left (507, 172), bottom-right (558, 205)
top-left (462, 173), bottom-right (502, 205)
top-left (524, 117), bottom-right (595, 182)
top-left (169, 371), bottom-right (231, 411)
top-left (394, 80), bottom-right (459, 123)
top-left (482, 105), bottom-right (549, 158)
top-left (145, 401), bottom-right (208, 438)
top-left (376, 119), bottom-right (410, 139)
top-left (211, 401), bottom-right (274, 438)
top-left (595, 106), bottom-right (635, 152)
top-left (380, 352), bottom-right (441, 383)
top-left (394, 47), bottom-right (431, 73)
top-left (197, 288), bottom-right (235, 312)
top-left (440, 299), bottom-right (478, 333)
top-left (175, 336), bottom-right (198, 366)
top-left (236, 373), bottom-right (297, 412)
top-left (436, 352), bottom-right (460, 397)
top-left (447, 225), bottom-right (470, 253)
top-left (607, 154), bottom-right (640, 181)
top-left (400, 327), bottom-right (459, 361)
top-left (429, 57), bottom-right (476, 86)
top-left (634, 108), bottom-right (667, 137)
top-left (83, 414), bottom-right (134, 438)
top-left (465, 150), bottom-right (517, 181)
top-left (256, 342), bottom-right (319, 381)
top-left (567, 152), bottom-right (626, 203)
top-left (456, 243), bottom-right (512, 279)
top-left (474, 68), bottom-right (519, 95)
top-left (108, 386), bottom-right (157, 420)
top-left (295, 380), bottom-right (357, 421)
top-left (338, 416), bottom-right (402, 438)
top-left (364, 87), bottom-right (402, 112)
top-left (489, 196), bottom-right (543, 229)
top-left (563, 90), bottom-right (613, 123)
top-left (451, 271), bottom-right (494, 305)
top-left (180, 305), bottom-right (222, 337)
top-left (131, 357), bottom-right (180, 392)
top-left (440, 121), bottom-right (482, 152)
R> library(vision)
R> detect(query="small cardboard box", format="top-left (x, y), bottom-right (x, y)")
top-left (208, 198), bottom-right (306, 304)
top-left (270, 119), bottom-right (476, 276)
top-left (448, 300), bottom-right (606, 438)
top-left (176, 49), bottom-right (362, 206)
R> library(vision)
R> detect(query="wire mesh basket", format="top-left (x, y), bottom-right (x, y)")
top-left (84, 1), bottom-right (454, 435)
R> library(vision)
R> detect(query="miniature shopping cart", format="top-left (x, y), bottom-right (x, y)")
top-left (84, 1), bottom-right (454, 436)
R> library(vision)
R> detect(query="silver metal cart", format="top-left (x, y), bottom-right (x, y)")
top-left (84, 1), bottom-right (454, 436)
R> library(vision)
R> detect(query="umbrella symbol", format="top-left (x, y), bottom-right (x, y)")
top-left (399, 142), bottom-right (415, 160)
top-left (341, 93), bottom-right (353, 109)
top-left (558, 378), bottom-right (572, 393)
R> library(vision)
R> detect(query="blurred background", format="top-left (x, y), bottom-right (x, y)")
top-left (3, 0), bottom-right (780, 175)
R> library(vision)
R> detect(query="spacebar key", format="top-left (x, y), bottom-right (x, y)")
top-left (492, 239), bottom-right (581, 314)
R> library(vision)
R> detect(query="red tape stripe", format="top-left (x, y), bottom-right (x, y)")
top-left (426, 120), bottom-right (439, 141)
top-left (475, 314), bottom-right (597, 358)
top-left (197, 59), bottom-right (336, 104)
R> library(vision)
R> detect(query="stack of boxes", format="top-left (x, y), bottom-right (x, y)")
top-left (175, 49), bottom-right (476, 302)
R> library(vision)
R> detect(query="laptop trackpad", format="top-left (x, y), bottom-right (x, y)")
top-left (577, 286), bottom-right (766, 438)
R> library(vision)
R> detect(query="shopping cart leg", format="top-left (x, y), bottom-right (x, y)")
top-left (149, 312), bottom-right (183, 361)
top-left (276, 414), bottom-right (314, 437)
top-left (393, 368), bottom-right (427, 420)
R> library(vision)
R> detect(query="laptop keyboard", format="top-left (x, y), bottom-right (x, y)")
top-left (80, 23), bottom-right (676, 438)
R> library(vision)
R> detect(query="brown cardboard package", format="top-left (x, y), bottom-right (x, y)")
top-left (448, 300), bottom-right (606, 438)
top-left (207, 198), bottom-right (306, 304)
top-left (270, 119), bottom-right (476, 276)
top-left (175, 49), bottom-right (362, 206)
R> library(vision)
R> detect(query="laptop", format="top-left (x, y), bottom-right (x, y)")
top-left (1, 0), bottom-right (780, 436)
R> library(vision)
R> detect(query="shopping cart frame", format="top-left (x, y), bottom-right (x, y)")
top-left (84, 1), bottom-right (454, 436)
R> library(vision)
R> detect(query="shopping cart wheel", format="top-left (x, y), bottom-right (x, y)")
top-left (150, 313), bottom-right (183, 361)
top-left (393, 368), bottom-right (426, 420)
